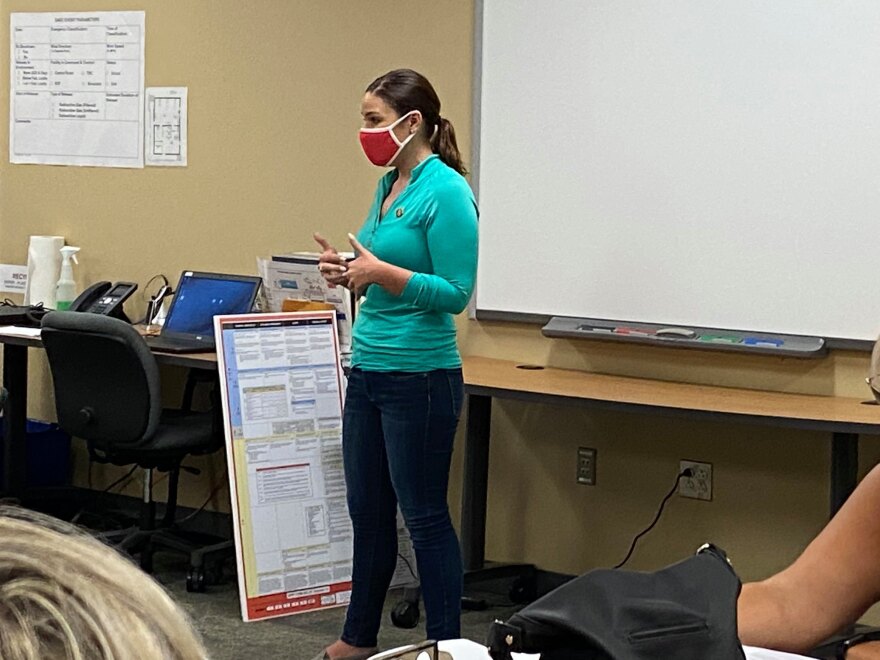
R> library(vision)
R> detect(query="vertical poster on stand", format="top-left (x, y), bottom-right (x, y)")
top-left (215, 311), bottom-right (416, 622)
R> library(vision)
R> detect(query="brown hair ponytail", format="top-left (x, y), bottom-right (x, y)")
top-left (366, 69), bottom-right (468, 176)
top-left (432, 116), bottom-right (467, 176)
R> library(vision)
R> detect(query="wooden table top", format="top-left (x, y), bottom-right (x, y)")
top-left (0, 327), bottom-right (217, 370)
top-left (462, 355), bottom-right (880, 431)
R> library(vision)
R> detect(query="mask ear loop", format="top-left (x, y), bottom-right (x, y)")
top-left (384, 114), bottom-right (421, 166)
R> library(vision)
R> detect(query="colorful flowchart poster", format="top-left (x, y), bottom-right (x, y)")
top-left (215, 311), bottom-right (416, 622)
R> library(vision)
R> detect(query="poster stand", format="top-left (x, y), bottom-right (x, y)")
top-left (215, 310), bottom-right (415, 621)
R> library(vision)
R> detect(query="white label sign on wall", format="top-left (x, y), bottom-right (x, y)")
top-left (0, 264), bottom-right (28, 294)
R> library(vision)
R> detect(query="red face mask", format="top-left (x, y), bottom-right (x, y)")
top-left (359, 111), bottom-right (419, 166)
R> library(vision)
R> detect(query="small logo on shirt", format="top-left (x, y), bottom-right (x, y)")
top-left (395, 208), bottom-right (404, 218)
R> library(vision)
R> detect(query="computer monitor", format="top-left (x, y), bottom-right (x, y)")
top-left (163, 271), bottom-right (262, 340)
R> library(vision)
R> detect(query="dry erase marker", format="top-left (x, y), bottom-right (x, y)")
top-left (613, 327), bottom-right (653, 336)
top-left (578, 324), bottom-right (612, 333)
top-left (743, 337), bottom-right (784, 347)
top-left (699, 335), bottom-right (739, 343)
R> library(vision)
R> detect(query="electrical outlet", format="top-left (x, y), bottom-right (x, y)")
top-left (577, 447), bottom-right (596, 485)
top-left (679, 460), bottom-right (712, 501)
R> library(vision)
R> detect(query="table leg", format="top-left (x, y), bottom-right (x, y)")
top-left (461, 393), bottom-right (491, 572)
top-left (830, 432), bottom-right (858, 517)
top-left (2, 343), bottom-right (28, 497)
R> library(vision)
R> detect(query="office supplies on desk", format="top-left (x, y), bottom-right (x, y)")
top-left (143, 271), bottom-right (262, 354)
top-left (54, 246), bottom-right (80, 311)
top-left (0, 302), bottom-right (48, 328)
top-left (257, 253), bottom-right (355, 355)
top-left (24, 235), bottom-right (64, 309)
top-left (144, 273), bottom-right (174, 330)
top-left (0, 325), bottom-right (42, 339)
top-left (69, 281), bottom-right (138, 319)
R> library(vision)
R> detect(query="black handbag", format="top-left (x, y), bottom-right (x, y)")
top-left (487, 544), bottom-right (746, 660)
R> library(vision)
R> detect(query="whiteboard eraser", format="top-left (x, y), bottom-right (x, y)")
top-left (656, 327), bottom-right (697, 339)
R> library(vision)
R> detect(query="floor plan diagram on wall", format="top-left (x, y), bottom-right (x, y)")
top-left (146, 86), bottom-right (187, 166)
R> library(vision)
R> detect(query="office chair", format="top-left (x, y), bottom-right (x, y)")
top-left (40, 311), bottom-right (232, 592)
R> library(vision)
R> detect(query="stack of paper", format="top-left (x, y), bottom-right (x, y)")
top-left (256, 253), bottom-right (355, 364)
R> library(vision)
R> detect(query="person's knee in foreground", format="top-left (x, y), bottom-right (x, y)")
top-left (738, 464), bottom-right (880, 659)
top-left (314, 67), bottom-right (479, 660)
top-left (0, 506), bottom-right (207, 659)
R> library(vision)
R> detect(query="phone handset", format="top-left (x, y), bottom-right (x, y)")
top-left (69, 281), bottom-right (138, 321)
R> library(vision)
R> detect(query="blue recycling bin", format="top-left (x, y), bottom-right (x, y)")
top-left (0, 417), bottom-right (72, 488)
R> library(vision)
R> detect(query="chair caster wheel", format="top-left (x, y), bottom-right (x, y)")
top-left (186, 567), bottom-right (206, 593)
top-left (207, 563), bottom-right (224, 585)
top-left (509, 576), bottom-right (537, 604)
top-left (390, 599), bottom-right (420, 628)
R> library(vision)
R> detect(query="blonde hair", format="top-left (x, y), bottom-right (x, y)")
top-left (0, 506), bottom-right (208, 659)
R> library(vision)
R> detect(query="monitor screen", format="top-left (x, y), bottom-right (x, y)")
top-left (164, 273), bottom-right (259, 338)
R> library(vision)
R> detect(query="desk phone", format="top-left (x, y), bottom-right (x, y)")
top-left (70, 281), bottom-right (138, 319)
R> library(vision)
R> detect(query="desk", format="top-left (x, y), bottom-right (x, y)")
top-left (5, 338), bottom-right (877, 577)
top-left (0, 330), bottom-right (216, 498)
top-left (459, 356), bottom-right (880, 572)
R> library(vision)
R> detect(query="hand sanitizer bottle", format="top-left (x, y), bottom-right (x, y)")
top-left (55, 246), bottom-right (80, 311)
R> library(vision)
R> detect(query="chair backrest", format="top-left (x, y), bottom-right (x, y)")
top-left (41, 312), bottom-right (161, 449)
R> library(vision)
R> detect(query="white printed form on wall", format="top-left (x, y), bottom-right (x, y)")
top-left (145, 86), bottom-right (187, 167)
top-left (9, 11), bottom-right (146, 168)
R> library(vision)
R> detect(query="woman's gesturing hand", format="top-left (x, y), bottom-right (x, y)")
top-left (313, 232), bottom-right (349, 288)
top-left (345, 233), bottom-right (382, 296)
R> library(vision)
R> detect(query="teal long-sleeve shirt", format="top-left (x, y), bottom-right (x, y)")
top-left (351, 154), bottom-right (479, 372)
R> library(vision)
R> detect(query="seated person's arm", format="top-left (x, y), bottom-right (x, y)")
top-left (738, 465), bottom-right (880, 653)
top-left (848, 641), bottom-right (880, 660)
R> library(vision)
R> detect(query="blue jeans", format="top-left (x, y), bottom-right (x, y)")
top-left (341, 367), bottom-right (464, 646)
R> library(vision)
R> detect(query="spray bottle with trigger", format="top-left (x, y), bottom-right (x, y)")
top-left (55, 246), bottom-right (81, 311)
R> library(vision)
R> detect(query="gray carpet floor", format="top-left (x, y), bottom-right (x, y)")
top-left (152, 554), bottom-right (521, 660)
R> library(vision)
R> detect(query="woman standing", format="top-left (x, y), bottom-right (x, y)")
top-left (313, 69), bottom-right (478, 660)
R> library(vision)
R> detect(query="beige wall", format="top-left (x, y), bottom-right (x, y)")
top-left (453, 325), bottom-right (880, 624)
top-left (0, 0), bottom-right (476, 505)
top-left (2, 0), bottom-right (878, 622)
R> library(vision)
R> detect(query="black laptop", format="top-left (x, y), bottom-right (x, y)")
top-left (144, 271), bottom-right (262, 353)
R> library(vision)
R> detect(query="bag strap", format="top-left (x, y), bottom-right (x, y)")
top-left (835, 629), bottom-right (880, 659)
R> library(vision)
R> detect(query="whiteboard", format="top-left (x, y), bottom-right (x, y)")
top-left (475, 1), bottom-right (880, 342)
